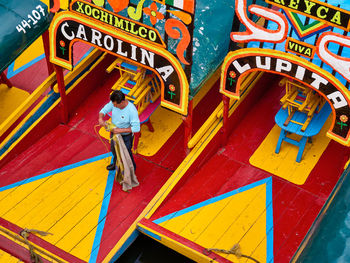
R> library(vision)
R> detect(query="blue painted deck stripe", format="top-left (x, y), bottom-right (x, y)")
top-left (266, 177), bottom-right (274, 263)
top-left (6, 54), bottom-right (45, 79)
top-left (89, 166), bottom-right (115, 263)
top-left (0, 152), bottom-right (112, 192)
top-left (153, 177), bottom-right (272, 224)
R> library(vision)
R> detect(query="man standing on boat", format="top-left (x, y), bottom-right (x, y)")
top-left (98, 90), bottom-right (140, 172)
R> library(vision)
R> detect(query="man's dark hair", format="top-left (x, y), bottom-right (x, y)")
top-left (110, 90), bottom-right (125, 104)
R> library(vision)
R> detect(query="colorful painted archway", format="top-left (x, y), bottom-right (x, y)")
top-left (49, 8), bottom-right (189, 115)
top-left (220, 48), bottom-right (350, 146)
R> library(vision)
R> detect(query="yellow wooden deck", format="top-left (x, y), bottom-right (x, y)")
top-left (146, 178), bottom-right (273, 263)
top-left (249, 117), bottom-right (332, 185)
top-left (0, 154), bottom-right (113, 262)
top-left (0, 85), bottom-right (29, 124)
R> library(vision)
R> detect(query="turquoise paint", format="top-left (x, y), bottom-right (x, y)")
top-left (89, 163), bottom-right (115, 263)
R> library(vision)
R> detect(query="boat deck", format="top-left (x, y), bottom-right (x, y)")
top-left (139, 78), bottom-right (349, 262)
top-left (0, 53), bottom-right (222, 262)
top-left (0, 43), bottom-right (349, 262)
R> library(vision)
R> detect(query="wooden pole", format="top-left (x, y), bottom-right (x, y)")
top-left (183, 99), bottom-right (193, 154)
top-left (222, 95), bottom-right (230, 146)
top-left (53, 65), bottom-right (69, 124)
top-left (42, 30), bottom-right (54, 78)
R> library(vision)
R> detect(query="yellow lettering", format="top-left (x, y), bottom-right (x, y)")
top-left (100, 10), bottom-right (108, 23)
top-left (84, 5), bottom-right (92, 16)
top-left (317, 6), bottom-right (328, 19)
top-left (298, 46), bottom-right (305, 53)
top-left (124, 20), bottom-right (130, 32)
top-left (130, 22), bottom-right (138, 34)
top-left (288, 41), bottom-right (295, 50)
top-left (331, 11), bottom-right (342, 25)
top-left (109, 13), bottom-right (113, 25)
top-left (76, 2), bottom-right (84, 13)
top-left (114, 17), bottom-right (124, 29)
top-left (304, 48), bottom-right (312, 57)
top-left (92, 8), bottom-right (100, 20)
top-left (288, 0), bottom-right (299, 9)
top-left (149, 30), bottom-right (156, 41)
top-left (139, 27), bottom-right (147, 38)
top-left (304, 0), bottom-right (316, 14)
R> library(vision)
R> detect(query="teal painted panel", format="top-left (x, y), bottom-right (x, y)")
top-left (0, 0), bottom-right (52, 73)
top-left (294, 166), bottom-right (350, 262)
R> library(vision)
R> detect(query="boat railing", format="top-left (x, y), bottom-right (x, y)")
top-left (187, 71), bottom-right (264, 149)
top-left (0, 48), bottom-right (104, 163)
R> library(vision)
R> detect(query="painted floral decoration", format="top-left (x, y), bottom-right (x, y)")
top-left (169, 84), bottom-right (175, 91)
top-left (59, 40), bottom-right (66, 55)
top-left (229, 71), bottom-right (236, 79)
top-left (337, 114), bottom-right (349, 130)
top-left (228, 71), bottom-right (236, 86)
top-left (340, 115), bottom-right (348, 123)
top-left (143, 2), bottom-right (164, 26)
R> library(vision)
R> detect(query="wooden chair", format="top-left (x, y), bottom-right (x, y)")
top-left (106, 58), bottom-right (162, 152)
top-left (280, 80), bottom-right (324, 131)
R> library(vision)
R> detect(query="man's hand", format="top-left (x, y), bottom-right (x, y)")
top-left (99, 118), bottom-right (107, 128)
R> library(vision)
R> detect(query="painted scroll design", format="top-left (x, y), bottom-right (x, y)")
top-left (317, 32), bottom-right (350, 84)
top-left (128, 0), bottom-right (146, 20)
top-left (165, 19), bottom-right (191, 65)
top-left (231, 0), bottom-right (288, 43)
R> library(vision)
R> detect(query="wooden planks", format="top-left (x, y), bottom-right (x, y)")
top-left (0, 156), bottom-right (110, 261)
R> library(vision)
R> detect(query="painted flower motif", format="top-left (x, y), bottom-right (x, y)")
top-left (169, 84), bottom-right (175, 91)
top-left (60, 40), bottom-right (65, 47)
top-left (340, 115), bottom-right (348, 123)
top-left (143, 2), bottom-right (164, 26)
top-left (229, 71), bottom-right (236, 79)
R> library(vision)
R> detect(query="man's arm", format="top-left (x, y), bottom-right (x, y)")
top-left (98, 112), bottom-right (107, 128)
top-left (99, 102), bottom-right (113, 127)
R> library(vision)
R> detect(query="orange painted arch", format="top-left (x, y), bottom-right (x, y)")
top-left (220, 48), bottom-right (350, 146)
top-left (49, 11), bottom-right (189, 115)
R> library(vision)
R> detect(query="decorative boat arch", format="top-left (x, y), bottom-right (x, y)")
top-left (220, 48), bottom-right (350, 146)
top-left (49, 11), bottom-right (189, 115)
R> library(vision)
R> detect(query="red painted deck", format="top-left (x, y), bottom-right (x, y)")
top-left (1, 56), bottom-right (349, 262)
top-left (148, 77), bottom-right (350, 262)
top-left (0, 61), bottom-right (223, 261)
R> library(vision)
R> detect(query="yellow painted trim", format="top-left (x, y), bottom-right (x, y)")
top-left (49, 11), bottom-right (189, 115)
top-left (138, 223), bottom-right (219, 263)
top-left (345, 159), bottom-right (350, 169)
top-left (0, 50), bottom-right (105, 162)
top-left (189, 71), bottom-right (263, 149)
top-left (0, 73), bottom-right (56, 138)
